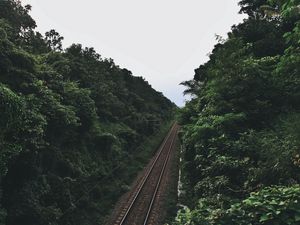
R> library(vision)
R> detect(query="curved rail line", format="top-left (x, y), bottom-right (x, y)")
top-left (114, 123), bottom-right (178, 225)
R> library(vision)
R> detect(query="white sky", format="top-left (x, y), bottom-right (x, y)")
top-left (22, 0), bottom-right (246, 106)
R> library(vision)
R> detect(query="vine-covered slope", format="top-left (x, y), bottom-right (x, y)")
top-left (0, 1), bottom-right (176, 224)
top-left (175, 0), bottom-right (300, 224)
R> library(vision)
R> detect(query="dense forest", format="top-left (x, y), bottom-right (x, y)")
top-left (174, 0), bottom-right (300, 224)
top-left (0, 1), bottom-right (176, 224)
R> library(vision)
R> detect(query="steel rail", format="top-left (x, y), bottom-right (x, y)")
top-left (117, 123), bottom-right (177, 225)
top-left (142, 124), bottom-right (177, 225)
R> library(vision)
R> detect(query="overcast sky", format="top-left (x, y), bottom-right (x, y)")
top-left (22, 0), bottom-right (246, 106)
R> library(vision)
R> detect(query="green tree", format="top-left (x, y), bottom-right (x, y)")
top-left (45, 29), bottom-right (64, 51)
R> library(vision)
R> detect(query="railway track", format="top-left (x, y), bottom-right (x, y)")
top-left (110, 123), bottom-right (179, 225)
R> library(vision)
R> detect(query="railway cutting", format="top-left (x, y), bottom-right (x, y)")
top-left (106, 123), bottom-right (180, 225)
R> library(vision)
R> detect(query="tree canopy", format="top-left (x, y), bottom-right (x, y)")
top-left (174, 0), bottom-right (300, 224)
top-left (0, 1), bottom-right (175, 224)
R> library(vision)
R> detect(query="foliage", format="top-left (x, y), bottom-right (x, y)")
top-left (174, 0), bottom-right (300, 224)
top-left (174, 186), bottom-right (300, 225)
top-left (0, 1), bottom-right (176, 224)
top-left (216, 185), bottom-right (300, 225)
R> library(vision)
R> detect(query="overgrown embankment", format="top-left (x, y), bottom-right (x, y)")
top-left (0, 1), bottom-right (176, 224)
top-left (173, 1), bottom-right (300, 224)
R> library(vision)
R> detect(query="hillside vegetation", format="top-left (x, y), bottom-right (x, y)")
top-left (175, 0), bottom-right (300, 224)
top-left (0, 1), bottom-right (175, 224)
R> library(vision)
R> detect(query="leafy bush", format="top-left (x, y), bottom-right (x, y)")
top-left (174, 186), bottom-right (300, 225)
top-left (216, 185), bottom-right (300, 225)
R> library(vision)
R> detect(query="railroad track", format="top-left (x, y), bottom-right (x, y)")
top-left (110, 123), bottom-right (179, 225)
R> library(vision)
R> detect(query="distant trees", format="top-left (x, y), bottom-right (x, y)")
top-left (239, 0), bottom-right (269, 17)
top-left (0, 0), bottom-right (36, 34)
top-left (45, 29), bottom-right (64, 51)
